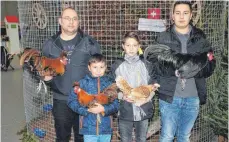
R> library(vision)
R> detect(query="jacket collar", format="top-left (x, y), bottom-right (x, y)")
top-left (51, 28), bottom-right (85, 40)
top-left (124, 54), bottom-right (140, 64)
top-left (172, 25), bottom-right (192, 36)
top-left (168, 24), bottom-right (204, 35)
top-left (167, 24), bottom-right (206, 43)
top-left (85, 74), bottom-right (107, 81)
top-left (51, 29), bottom-right (85, 49)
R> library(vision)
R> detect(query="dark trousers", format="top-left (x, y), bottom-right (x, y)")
top-left (119, 119), bottom-right (148, 142)
top-left (52, 99), bottom-right (83, 142)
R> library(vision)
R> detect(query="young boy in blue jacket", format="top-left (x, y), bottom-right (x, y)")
top-left (68, 53), bottom-right (119, 142)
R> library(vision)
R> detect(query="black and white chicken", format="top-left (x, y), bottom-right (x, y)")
top-left (144, 44), bottom-right (216, 89)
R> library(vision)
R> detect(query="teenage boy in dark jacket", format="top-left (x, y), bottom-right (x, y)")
top-left (42, 7), bottom-right (100, 142)
top-left (155, 1), bottom-right (216, 142)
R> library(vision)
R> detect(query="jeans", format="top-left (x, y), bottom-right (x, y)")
top-left (52, 99), bottom-right (83, 142)
top-left (84, 135), bottom-right (111, 142)
top-left (119, 119), bottom-right (148, 142)
top-left (159, 96), bottom-right (200, 142)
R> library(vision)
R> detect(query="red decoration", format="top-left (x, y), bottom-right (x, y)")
top-left (207, 52), bottom-right (214, 61)
top-left (147, 8), bottom-right (161, 19)
top-left (5, 16), bottom-right (19, 23)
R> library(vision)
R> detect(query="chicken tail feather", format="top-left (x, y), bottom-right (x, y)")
top-left (115, 76), bottom-right (132, 95)
top-left (19, 48), bottom-right (40, 66)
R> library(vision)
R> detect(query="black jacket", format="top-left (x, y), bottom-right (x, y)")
top-left (155, 25), bottom-right (216, 105)
top-left (42, 29), bottom-right (100, 100)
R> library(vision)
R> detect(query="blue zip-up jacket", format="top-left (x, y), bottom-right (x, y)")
top-left (42, 29), bottom-right (100, 101)
top-left (67, 74), bottom-right (119, 135)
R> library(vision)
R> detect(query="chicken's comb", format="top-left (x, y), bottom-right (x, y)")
top-left (73, 82), bottom-right (80, 87)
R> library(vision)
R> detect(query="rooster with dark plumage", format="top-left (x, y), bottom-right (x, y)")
top-left (144, 44), bottom-right (216, 90)
top-left (144, 44), bottom-right (215, 79)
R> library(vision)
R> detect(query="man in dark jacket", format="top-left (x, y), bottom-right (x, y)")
top-left (42, 7), bottom-right (100, 142)
top-left (155, 1), bottom-right (216, 142)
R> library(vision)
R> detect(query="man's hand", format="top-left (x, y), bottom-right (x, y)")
top-left (88, 103), bottom-right (105, 114)
top-left (43, 76), bottom-right (53, 81)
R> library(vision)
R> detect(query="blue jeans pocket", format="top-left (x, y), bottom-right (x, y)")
top-left (184, 97), bottom-right (200, 111)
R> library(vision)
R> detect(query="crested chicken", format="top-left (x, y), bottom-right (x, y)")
top-left (73, 82), bottom-right (118, 108)
top-left (20, 48), bottom-right (68, 76)
top-left (115, 76), bottom-right (160, 103)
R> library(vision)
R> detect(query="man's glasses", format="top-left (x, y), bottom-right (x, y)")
top-left (62, 17), bottom-right (78, 22)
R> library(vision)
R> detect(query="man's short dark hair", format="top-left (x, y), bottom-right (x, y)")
top-left (61, 7), bottom-right (77, 17)
top-left (88, 54), bottom-right (107, 65)
top-left (173, 1), bottom-right (192, 13)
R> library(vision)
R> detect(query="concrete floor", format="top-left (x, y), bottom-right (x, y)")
top-left (1, 57), bottom-right (26, 142)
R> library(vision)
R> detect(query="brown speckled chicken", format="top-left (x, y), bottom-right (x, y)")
top-left (115, 76), bottom-right (160, 103)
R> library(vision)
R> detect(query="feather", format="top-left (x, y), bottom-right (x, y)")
top-left (20, 48), bottom-right (67, 76)
top-left (144, 44), bottom-right (213, 79)
top-left (73, 82), bottom-right (118, 107)
top-left (37, 80), bottom-right (47, 94)
top-left (115, 76), bottom-right (160, 103)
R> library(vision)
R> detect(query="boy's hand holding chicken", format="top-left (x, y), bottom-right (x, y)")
top-left (88, 103), bottom-right (105, 114)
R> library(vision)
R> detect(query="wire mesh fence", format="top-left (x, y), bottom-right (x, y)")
top-left (18, 1), bottom-right (227, 141)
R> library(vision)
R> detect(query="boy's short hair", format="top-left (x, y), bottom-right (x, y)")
top-left (122, 31), bottom-right (140, 45)
top-left (173, 1), bottom-right (192, 13)
top-left (88, 54), bottom-right (107, 66)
